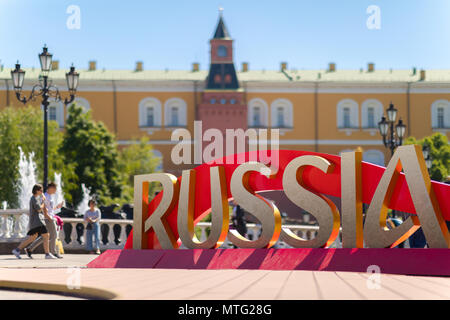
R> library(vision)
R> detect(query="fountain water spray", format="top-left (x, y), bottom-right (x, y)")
top-left (53, 172), bottom-right (65, 214)
top-left (16, 147), bottom-right (37, 236)
top-left (76, 183), bottom-right (91, 216)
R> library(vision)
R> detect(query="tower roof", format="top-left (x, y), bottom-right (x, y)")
top-left (213, 13), bottom-right (230, 39)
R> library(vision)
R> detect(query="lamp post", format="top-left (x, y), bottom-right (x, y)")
top-left (11, 46), bottom-right (79, 189)
top-left (422, 144), bottom-right (433, 172)
top-left (378, 103), bottom-right (406, 157)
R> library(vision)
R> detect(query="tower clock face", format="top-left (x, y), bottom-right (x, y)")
top-left (217, 45), bottom-right (228, 57)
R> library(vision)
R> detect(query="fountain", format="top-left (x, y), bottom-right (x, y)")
top-left (76, 183), bottom-right (90, 216)
top-left (16, 147), bottom-right (37, 237)
top-left (53, 172), bottom-right (65, 214)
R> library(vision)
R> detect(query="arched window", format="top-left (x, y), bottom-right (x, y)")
top-left (271, 98), bottom-right (293, 128)
top-left (248, 98), bottom-right (268, 127)
top-left (217, 45), bottom-right (228, 57)
top-left (361, 99), bottom-right (383, 128)
top-left (224, 74), bottom-right (231, 83)
top-left (214, 74), bottom-right (222, 84)
top-left (431, 100), bottom-right (450, 129)
top-left (139, 97), bottom-right (162, 127)
top-left (363, 150), bottom-right (385, 166)
top-left (337, 99), bottom-right (359, 129)
top-left (47, 101), bottom-right (64, 127)
top-left (164, 98), bottom-right (187, 127)
top-left (74, 97), bottom-right (90, 112)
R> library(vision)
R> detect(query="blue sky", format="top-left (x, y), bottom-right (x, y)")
top-left (1, 0), bottom-right (450, 71)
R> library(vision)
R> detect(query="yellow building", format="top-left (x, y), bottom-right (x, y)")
top-left (0, 14), bottom-right (449, 175)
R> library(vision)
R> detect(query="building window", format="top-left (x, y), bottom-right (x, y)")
top-left (49, 106), bottom-right (57, 121)
top-left (230, 98), bottom-right (236, 104)
top-left (146, 107), bottom-right (155, 127)
top-left (437, 107), bottom-right (444, 128)
top-left (361, 99), bottom-right (383, 129)
top-left (164, 98), bottom-right (187, 127)
top-left (248, 98), bottom-right (268, 128)
top-left (47, 102), bottom-right (64, 127)
top-left (253, 107), bottom-right (261, 127)
top-left (343, 108), bottom-right (351, 128)
top-left (139, 97), bottom-right (162, 127)
top-left (337, 99), bottom-right (359, 129)
top-left (74, 97), bottom-right (90, 112)
top-left (220, 98), bottom-right (226, 104)
top-left (277, 107), bottom-right (285, 127)
top-left (431, 100), bottom-right (450, 129)
top-left (214, 74), bottom-right (221, 83)
top-left (224, 74), bottom-right (231, 83)
top-left (367, 107), bottom-right (375, 128)
top-left (171, 107), bottom-right (179, 126)
top-left (363, 150), bottom-right (385, 166)
top-left (270, 99), bottom-right (293, 128)
top-left (210, 98), bottom-right (216, 104)
top-left (217, 45), bottom-right (228, 57)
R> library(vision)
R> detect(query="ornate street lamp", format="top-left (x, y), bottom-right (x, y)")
top-left (423, 145), bottom-right (433, 170)
top-left (11, 46), bottom-right (79, 189)
top-left (378, 103), bottom-right (406, 157)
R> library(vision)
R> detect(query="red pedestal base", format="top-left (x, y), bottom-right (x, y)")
top-left (87, 248), bottom-right (450, 276)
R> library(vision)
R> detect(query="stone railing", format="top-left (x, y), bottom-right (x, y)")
top-left (0, 210), bottom-right (132, 250)
top-left (0, 210), bottom-right (343, 250)
top-left (189, 222), bottom-right (343, 248)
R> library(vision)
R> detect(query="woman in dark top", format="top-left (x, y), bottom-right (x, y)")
top-left (12, 184), bottom-right (57, 259)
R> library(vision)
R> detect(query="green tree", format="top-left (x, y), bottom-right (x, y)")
top-left (60, 104), bottom-right (123, 207)
top-left (404, 132), bottom-right (450, 182)
top-left (0, 106), bottom-right (63, 208)
top-left (118, 137), bottom-right (162, 203)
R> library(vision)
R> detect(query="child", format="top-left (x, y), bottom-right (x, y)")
top-left (12, 184), bottom-right (57, 259)
top-left (84, 200), bottom-right (101, 255)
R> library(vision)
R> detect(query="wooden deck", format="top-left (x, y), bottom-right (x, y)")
top-left (0, 254), bottom-right (448, 300)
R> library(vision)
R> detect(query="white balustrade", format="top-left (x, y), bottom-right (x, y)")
top-left (0, 210), bottom-right (132, 250)
top-left (0, 210), bottom-right (343, 250)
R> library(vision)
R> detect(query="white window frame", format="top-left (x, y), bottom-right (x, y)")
top-left (248, 98), bottom-right (268, 127)
top-left (46, 100), bottom-right (64, 128)
top-left (361, 99), bottom-right (383, 129)
top-left (270, 98), bottom-right (293, 128)
top-left (164, 98), bottom-right (187, 127)
top-left (139, 97), bottom-right (162, 127)
top-left (431, 99), bottom-right (450, 129)
top-left (337, 99), bottom-right (359, 129)
top-left (74, 97), bottom-right (90, 112)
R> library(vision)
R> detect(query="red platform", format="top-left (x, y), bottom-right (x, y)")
top-left (87, 248), bottom-right (450, 276)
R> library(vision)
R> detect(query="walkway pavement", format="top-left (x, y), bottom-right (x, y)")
top-left (0, 254), bottom-right (449, 300)
top-left (0, 254), bottom-right (98, 268)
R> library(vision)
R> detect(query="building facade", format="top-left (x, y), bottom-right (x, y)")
top-left (1, 13), bottom-right (449, 175)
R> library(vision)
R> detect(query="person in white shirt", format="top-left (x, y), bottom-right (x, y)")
top-left (25, 182), bottom-right (63, 259)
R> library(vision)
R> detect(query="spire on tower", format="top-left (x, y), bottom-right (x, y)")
top-left (213, 8), bottom-right (230, 39)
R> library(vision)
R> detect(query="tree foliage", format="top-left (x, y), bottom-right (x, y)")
top-left (404, 132), bottom-right (450, 182)
top-left (0, 106), bottom-right (63, 208)
top-left (60, 104), bottom-right (123, 207)
top-left (118, 137), bottom-right (162, 202)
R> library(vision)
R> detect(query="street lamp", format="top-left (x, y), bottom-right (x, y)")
top-left (423, 145), bottom-right (433, 170)
top-left (11, 45), bottom-right (79, 189)
top-left (378, 103), bottom-right (406, 157)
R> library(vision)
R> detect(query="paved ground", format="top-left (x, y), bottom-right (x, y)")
top-left (0, 254), bottom-right (449, 300)
top-left (0, 254), bottom-right (98, 268)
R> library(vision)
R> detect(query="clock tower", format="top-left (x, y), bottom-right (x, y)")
top-left (198, 10), bottom-right (247, 143)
